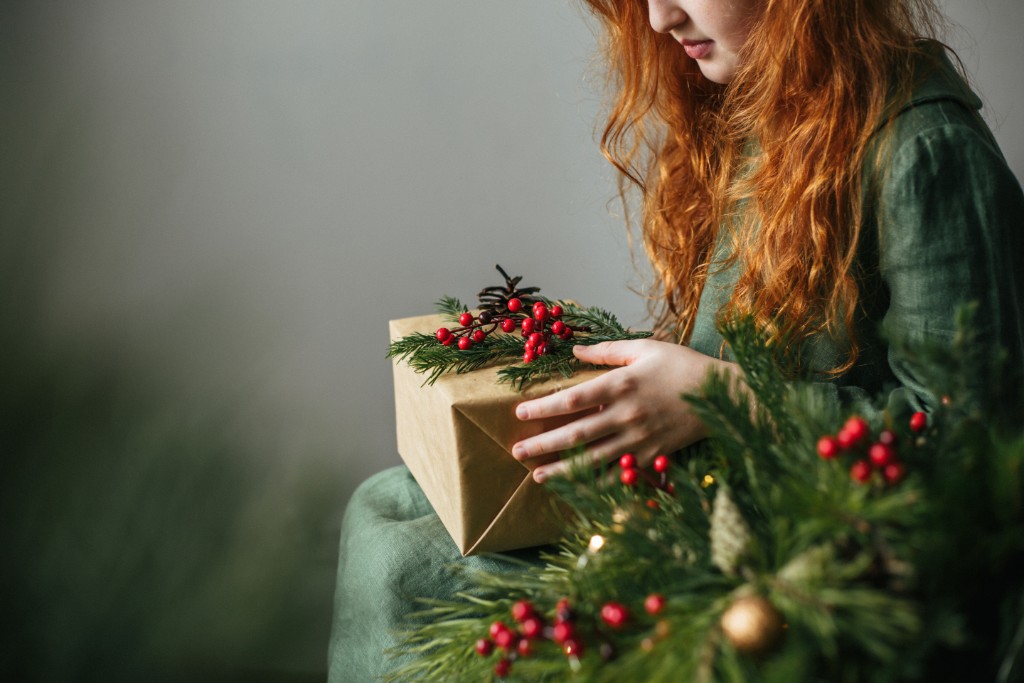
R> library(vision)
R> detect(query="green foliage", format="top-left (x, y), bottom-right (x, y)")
top-left (388, 298), bottom-right (651, 390)
top-left (385, 313), bottom-right (1024, 682)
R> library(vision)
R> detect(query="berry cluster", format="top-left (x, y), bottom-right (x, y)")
top-left (435, 298), bottom-right (581, 363)
top-left (475, 594), bottom-right (667, 677)
top-left (618, 453), bottom-right (674, 502)
top-left (816, 411), bottom-right (928, 485)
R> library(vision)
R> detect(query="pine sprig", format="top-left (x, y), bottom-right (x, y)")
top-left (435, 295), bottom-right (468, 322)
top-left (388, 330), bottom-right (527, 386)
top-left (497, 317), bottom-right (650, 389)
top-left (388, 270), bottom-right (652, 390)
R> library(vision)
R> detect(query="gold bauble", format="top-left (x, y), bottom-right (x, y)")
top-left (720, 595), bottom-right (785, 656)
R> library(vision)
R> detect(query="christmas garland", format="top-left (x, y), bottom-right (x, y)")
top-left (387, 265), bottom-right (651, 389)
top-left (386, 309), bottom-right (1024, 682)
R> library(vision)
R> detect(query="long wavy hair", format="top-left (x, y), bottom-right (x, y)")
top-left (581, 0), bottom-right (948, 372)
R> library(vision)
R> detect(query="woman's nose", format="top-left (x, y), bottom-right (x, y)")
top-left (648, 0), bottom-right (687, 34)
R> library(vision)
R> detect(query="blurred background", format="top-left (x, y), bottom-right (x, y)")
top-left (2, 0), bottom-right (1021, 680)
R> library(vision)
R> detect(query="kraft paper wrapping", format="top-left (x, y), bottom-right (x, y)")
top-left (390, 314), bottom-right (606, 556)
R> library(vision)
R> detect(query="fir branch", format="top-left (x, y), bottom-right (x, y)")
top-left (435, 295), bottom-right (468, 322)
top-left (497, 328), bottom-right (652, 390)
top-left (388, 330), bottom-right (525, 386)
top-left (389, 293), bottom-right (651, 390)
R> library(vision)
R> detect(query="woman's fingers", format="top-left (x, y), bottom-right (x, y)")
top-left (511, 408), bottom-right (617, 461)
top-left (512, 338), bottom-right (728, 481)
top-left (531, 448), bottom-right (607, 483)
top-left (515, 371), bottom-right (616, 422)
top-left (515, 341), bottom-right (651, 424)
top-left (572, 340), bottom-right (642, 366)
top-left (531, 432), bottom-right (648, 482)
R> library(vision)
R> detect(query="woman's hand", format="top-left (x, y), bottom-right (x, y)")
top-left (512, 339), bottom-right (740, 482)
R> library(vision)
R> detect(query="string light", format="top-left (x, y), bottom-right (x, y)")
top-left (701, 474), bottom-right (716, 488)
top-left (578, 534), bottom-right (606, 569)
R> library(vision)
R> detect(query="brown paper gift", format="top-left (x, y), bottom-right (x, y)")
top-left (390, 313), bottom-right (607, 556)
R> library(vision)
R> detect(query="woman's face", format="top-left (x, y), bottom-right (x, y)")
top-left (647, 0), bottom-right (757, 84)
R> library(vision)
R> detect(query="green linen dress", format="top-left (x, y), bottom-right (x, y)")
top-left (328, 48), bottom-right (1024, 683)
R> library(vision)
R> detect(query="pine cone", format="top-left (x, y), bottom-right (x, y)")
top-left (710, 486), bottom-right (752, 576)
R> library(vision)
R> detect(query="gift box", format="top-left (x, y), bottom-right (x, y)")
top-left (390, 313), bottom-right (606, 556)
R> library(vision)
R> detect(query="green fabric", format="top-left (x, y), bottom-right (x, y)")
top-left (327, 467), bottom-right (545, 682)
top-left (689, 48), bottom-right (1024, 416)
top-left (328, 48), bottom-right (1024, 682)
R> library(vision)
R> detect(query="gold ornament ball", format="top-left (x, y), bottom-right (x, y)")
top-left (720, 595), bottom-right (785, 656)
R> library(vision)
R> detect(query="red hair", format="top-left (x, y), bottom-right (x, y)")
top-left (581, 0), bottom-right (948, 372)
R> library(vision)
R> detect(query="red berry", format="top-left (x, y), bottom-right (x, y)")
top-left (619, 453), bottom-right (636, 469)
top-left (653, 454), bottom-right (670, 472)
top-left (560, 328), bottom-right (574, 341)
top-left (843, 416), bottom-right (869, 444)
top-left (909, 411), bottom-right (928, 433)
top-left (511, 599), bottom-right (534, 622)
top-left (816, 435), bottom-right (839, 459)
top-left (551, 320), bottom-right (566, 335)
top-left (507, 298), bottom-right (523, 313)
top-left (490, 621), bottom-right (510, 639)
top-left (550, 305), bottom-right (563, 318)
top-left (836, 428), bottom-right (857, 450)
top-left (523, 349), bottom-right (537, 363)
top-left (600, 602), bottom-right (629, 628)
top-left (521, 616), bottom-right (543, 639)
top-left (521, 317), bottom-right (535, 334)
top-left (620, 468), bottom-right (638, 486)
top-left (878, 429), bottom-right (898, 446)
top-left (501, 318), bottom-right (516, 333)
top-left (646, 499), bottom-right (659, 510)
top-left (868, 442), bottom-right (895, 468)
top-left (536, 343), bottom-right (549, 356)
top-left (883, 462), bottom-right (906, 484)
top-left (644, 593), bottom-right (666, 615)
top-left (527, 332), bottom-right (544, 348)
top-left (562, 639), bottom-right (584, 657)
top-left (459, 312), bottom-right (474, 326)
top-left (472, 329), bottom-right (486, 343)
top-left (516, 638), bottom-right (533, 657)
top-left (850, 459), bottom-right (872, 483)
top-left (457, 337), bottom-right (473, 351)
top-left (533, 302), bottom-right (548, 321)
top-left (494, 628), bottom-right (515, 650)
top-left (475, 638), bottom-right (494, 656)
top-left (552, 621), bottom-right (574, 644)
top-left (435, 327), bottom-right (452, 342)
top-left (494, 657), bottom-right (511, 678)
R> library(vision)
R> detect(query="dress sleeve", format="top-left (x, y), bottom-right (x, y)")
top-left (870, 109), bottom-right (1024, 414)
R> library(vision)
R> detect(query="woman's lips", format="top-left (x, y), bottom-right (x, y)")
top-left (681, 39), bottom-right (713, 60)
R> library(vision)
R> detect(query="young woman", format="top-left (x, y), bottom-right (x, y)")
top-left (329, 1), bottom-right (1023, 680)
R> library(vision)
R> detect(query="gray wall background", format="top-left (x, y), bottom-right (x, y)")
top-left (3, 0), bottom-right (1021, 679)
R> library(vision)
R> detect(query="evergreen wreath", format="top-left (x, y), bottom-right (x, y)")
top-left (386, 306), bottom-right (1024, 682)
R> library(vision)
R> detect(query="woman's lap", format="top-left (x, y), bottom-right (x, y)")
top-left (328, 465), bottom-right (543, 682)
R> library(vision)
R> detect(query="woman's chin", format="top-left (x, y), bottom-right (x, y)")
top-left (697, 60), bottom-right (738, 85)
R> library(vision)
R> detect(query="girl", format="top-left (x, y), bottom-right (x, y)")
top-left (329, 1), bottom-right (1023, 680)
